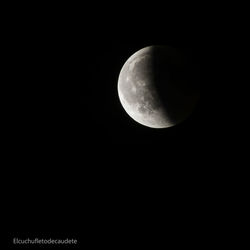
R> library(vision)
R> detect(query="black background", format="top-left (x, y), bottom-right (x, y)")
top-left (3, 3), bottom-right (204, 248)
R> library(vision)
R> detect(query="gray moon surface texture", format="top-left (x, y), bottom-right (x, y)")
top-left (117, 45), bottom-right (200, 128)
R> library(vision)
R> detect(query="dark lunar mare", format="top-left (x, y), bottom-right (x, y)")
top-left (152, 46), bottom-right (200, 125)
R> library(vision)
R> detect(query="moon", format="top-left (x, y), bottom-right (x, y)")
top-left (117, 45), bottom-right (200, 128)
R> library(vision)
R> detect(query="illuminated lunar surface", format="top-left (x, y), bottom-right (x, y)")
top-left (117, 46), bottom-right (199, 128)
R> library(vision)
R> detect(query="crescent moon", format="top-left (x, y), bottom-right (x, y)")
top-left (117, 45), bottom-right (199, 128)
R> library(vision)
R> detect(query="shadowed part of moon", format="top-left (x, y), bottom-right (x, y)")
top-left (118, 46), bottom-right (200, 128)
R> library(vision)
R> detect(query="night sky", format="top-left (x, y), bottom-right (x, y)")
top-left (4, 5), bottom-right (203, 248)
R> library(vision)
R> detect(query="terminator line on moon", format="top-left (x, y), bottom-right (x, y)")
top-left (117, 45), bottom-right (199, 128)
